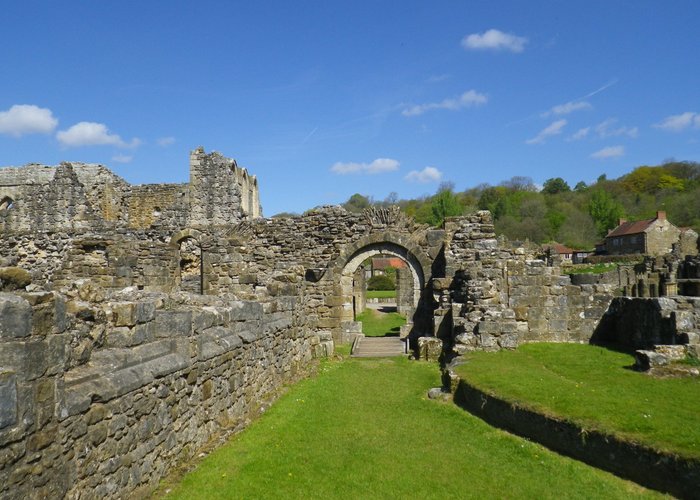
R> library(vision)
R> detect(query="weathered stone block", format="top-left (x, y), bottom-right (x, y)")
top-left (229, 301), bottom-right (262, 321)
top-left (0, 293), bottom-right (32, 338)
top-left (155, 310), bottom-right (192, 338)
top-left (112, 302), bottom-right (136, 327)
top-left (418, 337), bottom-right (442, 361)
top-left (135, 301), bottom-right (157, 324)
top-left (0, 369), bottom-right (17, 429)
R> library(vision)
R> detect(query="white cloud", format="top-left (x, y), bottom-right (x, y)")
top-left (0, 104), bottom-right (58, 137)
top-left (654, 112), bottom-right (700, 132)
top-left (330, 158), bottom-right (400, 175)
top-left (404, 166), bottom-right (443, 183)
top-left (594, 118), bottom-right (638, 138)
top-left (111, 154), bottom-right (133, 163)
top-left (402, 90), bottom-right (487, 117)
top-left (568, 127), bottom-right (590, 141)
top-left (56, 122), bottom-right (140, 148)
top-left (157, 136), bottom-right (176, 147)
top-left (591, 145), bottom-right (625, 159)
top-left (461, 29), bottom-right (528, 53)
top-left (542, 100), bottom-right (591, 117)
top-left (525, 119), bottom-right (567, 145)
top-left (427, 74), bottom-right (450, 83)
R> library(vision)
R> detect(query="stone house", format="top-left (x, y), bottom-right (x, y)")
top-left (604, 211), bottom-right (697, 257)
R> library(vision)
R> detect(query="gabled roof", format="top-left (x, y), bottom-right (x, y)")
top-left (606, 218), bottom-right (656, 238)
top-left (544, 242), bottom-right (574, 255)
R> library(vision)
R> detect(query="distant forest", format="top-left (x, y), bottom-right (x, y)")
top-left (335, 160), bottom-right (700, 250)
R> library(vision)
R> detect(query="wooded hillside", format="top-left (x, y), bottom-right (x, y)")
top-left (341, 161), bottom-right (700, 249)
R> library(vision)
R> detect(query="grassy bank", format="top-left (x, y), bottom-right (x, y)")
top-left (160, 356), bottom-right (658, 499)
top-left (456, 343), bottom-right (700, 458)
top-left (355, 308), bottom-right (405, 337)
top-left (365, 290), bottom-right (396, 299)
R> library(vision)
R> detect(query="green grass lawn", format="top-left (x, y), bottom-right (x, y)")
top-left (565, 263), bottom-right (618, 274)
top-left (159, 356), bottom-right (658, 499)
top-left (365, 290), bottom-right (396, 299)
top-left (355, 308), bottom-right (405, 337)
top-left (456, 343), bottom-right (700, 458)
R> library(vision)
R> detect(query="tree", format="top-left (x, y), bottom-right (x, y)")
top-left (428, 183), bottom-right (463, 226)
top-left (588, 190), bottom-right (624, 237)
top-left (367, 274), bottom-right (395, 291)
top-left (500, 176), bottom-right (537, 192)
top-left (574, 181), bottom-right (588, 192)
top-left (343, 193), bottom-right (371, 213)
top-left (542, 177), bottom-right (571, 195)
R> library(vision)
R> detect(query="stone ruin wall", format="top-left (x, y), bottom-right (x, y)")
top-left (0, 148), bottom-right (261, 236)
top-left (0, 284), bottom-right (325, 499)
top-left (440, 213), bottom-right (620, 354)
top-left (5, 150), bottom-right (700, 498)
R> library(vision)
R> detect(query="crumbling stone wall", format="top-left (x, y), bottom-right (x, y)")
top-left (441, 212), bottom-right (619, 354)
top-left (0, 148), bottom-right (261, 235)
top-left (0, 286), bottom-right (323, 499)
top-left (593, 296), bottom-right (700, 349)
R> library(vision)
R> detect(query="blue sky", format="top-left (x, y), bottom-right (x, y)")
top-left (1, 1), bottom-right (699, 215)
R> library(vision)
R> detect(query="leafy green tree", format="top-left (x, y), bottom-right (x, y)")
top-left (542, 177), bottom-right (571, 194)
top-left (343, 193), bottom-right (371, 213)
top-left (574, 181), bottom-right (588, 192)
top-left (429, 183), bottom-right (463, 226)
top-left (367, 274), bottom-right (395, 291)
top-left (588, 190), bottom-right (624, 237)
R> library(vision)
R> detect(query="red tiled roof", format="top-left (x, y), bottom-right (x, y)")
top-left (606, 218), bottom-right (656, 237)
top-left (545, 243), bottom-right (574, 254)
top-left (371, 257), bottom-right (407, 269)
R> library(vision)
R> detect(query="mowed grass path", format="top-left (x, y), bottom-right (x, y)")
top-left (355, 308), bottom-right (405, 337)
top-left (457, 343), bottom-right (700, 458)
top-left (160, 356), bottom-right (658, 499)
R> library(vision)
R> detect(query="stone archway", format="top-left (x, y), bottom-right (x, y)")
top-left (327, 231), bottom-right (437, 345)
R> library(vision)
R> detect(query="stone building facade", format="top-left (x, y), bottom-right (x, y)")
top-left (603, 211), bottom-right (697, 257)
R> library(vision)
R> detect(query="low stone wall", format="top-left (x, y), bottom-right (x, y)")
top-left (593, 296), bottom-right (700, 349)
top-left (454, 380), bottom-right (700, 498)
top-left (0, 288), bottom-right (326, 499)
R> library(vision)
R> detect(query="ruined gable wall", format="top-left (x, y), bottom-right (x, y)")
top-left (128, 184), bottom-right (189, 229)
top-left (188, 148), bottom-right (261, 227)
top-left (646, 219), bottom-right (681, 256)
top-left (0, 163), bottom-right (102, 233)
top-left (0, 287), bottom-right (319, 499)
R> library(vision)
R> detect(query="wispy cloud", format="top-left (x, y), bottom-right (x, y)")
top-left (111, 154), bottom-right (133, 163)
top-left (405, 166), bottom-right (442, 183)
top-left (526, 119), bottom-right (567, 145)
top-left (330, 158), bottom-right (399, 175)
top-left (568, 127), bottom-right (590, 141)
top-left (542, 100), bottom-right (591, 118)
top-left (427, 74), bottom-right (450, 83)
top-left (461, 29), bottom-right (527, 53)
top-left (594, 118), bottom-right (638, 138)
top-left (654, 112), bottom-right (700, 132)
top-left (157, 136), bottom-right (175, 147)
top-left (56, 122), bottom-right (141, 148)
top-left (0, 104), bottom-right (58, 137)
top-left (402, 90), bottom-right (487, 117)
top-left (591, 145), bottom-right (624, 159)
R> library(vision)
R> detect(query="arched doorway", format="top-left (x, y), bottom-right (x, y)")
top-left (332, 236), bottom-right (435, 346)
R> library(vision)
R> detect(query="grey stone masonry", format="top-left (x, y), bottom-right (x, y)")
top-left (0, 286), bottom-right (318, 499)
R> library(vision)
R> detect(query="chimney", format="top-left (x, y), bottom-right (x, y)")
top-left (618, 218), bottom-right (627, 226)
top-left (656, 211), bottom-right (666, 221)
